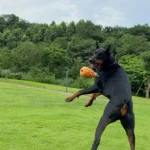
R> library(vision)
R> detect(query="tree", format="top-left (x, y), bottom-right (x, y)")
top-left (12, 42), bottom-right (40, 72)
top-left (0, 47), bottom-right (13, 69)
top-left (76, 20), bottom-right (104, 41)
top-left (16, 19), bottom-right (30, 30)
top-left (116, 34), bottom-right (150, 59)
top-left (119, 55), bottom-right (146, 96)
top-left (0, 16), bottom-right (6, 32)
top-left (1, 14), bottom-right (150, 96)
top-left (141, 51), bottom-right (150, 98)
top-left (102, 37), bottom-right (119, 56)
top-left (129, 24), bottom-right (150, 41)
top-left (2, 14), bottom-right (19, 27)
top-left (67, 37), bottom-right (95, 61)
top-left (40, 46), bottom-right (71, 78)
top-left (67, 21), bottom-right (76, 39)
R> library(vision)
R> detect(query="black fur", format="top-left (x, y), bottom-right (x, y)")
top-left (65, 44), bottom-right (135, 150)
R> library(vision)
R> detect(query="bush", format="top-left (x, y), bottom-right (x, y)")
top-left (21, 72), bottom-right (34, 81)
top-left (41, 74), bottom-right (56, 84)
top-left (0, 69), bottom-right (12, 78)
top-left (56, 78), bottom-right (74, 86)
top-left (0, 69), bottom-right (22, 80)
top-left (9, 73), bottom-right (22, 80)
top-left (71, 76), bottom-right (94, 89)
top-left (19, 67), bottom-right (56, 84)
top-left (0, 68), bottom-right (94, 89)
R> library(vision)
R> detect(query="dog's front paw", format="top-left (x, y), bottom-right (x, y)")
top-left (65, 97), bottom-right (74, 102)
top-left (85, 100), bottom-right (93, 107)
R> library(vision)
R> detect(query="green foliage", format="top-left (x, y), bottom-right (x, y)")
top-left (119, 55), bottom-right (146, 95)
top-left (71, 77), bottom-right (94, 89)
top-left (116, 34), bottom-right (150, 59)
top-left (0, 69), bottom-right (22, 80)
top-left (12, 42), bottom-right (40, 71)
top-left (141, 51), bottom-right (150, 83)
top-left (141, 51), bottom-right (150, 71)
top-left (0, 14), bottom-right (150, 96)
top-left (129, 24), bottom-right (150, 40)
top-left (76, 20), bottom-right (104, 41)
top-left (0, 69), bottom-right (12, 78)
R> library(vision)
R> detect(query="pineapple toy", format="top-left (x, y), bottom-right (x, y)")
top-left (80, 66), bottom-right (98, 78)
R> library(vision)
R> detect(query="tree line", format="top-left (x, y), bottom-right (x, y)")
top-left (0, 14), bottom-right (150, 97)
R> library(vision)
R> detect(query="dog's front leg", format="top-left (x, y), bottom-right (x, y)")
top-left (85, 93), bottom-right (101, 107)
top-left (65, 86), bottom-right (99, 102)
top-left (65, 91), bottom-right (81, 102)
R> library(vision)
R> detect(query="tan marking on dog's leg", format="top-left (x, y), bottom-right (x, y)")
top-left (120, 104), bottom-right (128, 116)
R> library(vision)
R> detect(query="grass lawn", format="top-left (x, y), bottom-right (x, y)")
top-left (0, 78), bottom-right (79, 93)
top-left (0, 79), bottom-right (150, 150)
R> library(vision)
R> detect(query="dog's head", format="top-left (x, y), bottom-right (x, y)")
top-left (89, 42), bottom-right (111, 69)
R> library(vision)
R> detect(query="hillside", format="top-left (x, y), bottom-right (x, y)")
top-left (0, 14), bottom-right (150, 97)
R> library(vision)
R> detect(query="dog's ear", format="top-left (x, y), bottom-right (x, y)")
top-left (96, 41), bottom-right (99, 49)
top-left (106, 45), bottom-right (111, 54)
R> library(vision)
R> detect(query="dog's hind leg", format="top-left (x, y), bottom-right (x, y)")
top-left (120, 113), bottom-right (135, 150)
top-left (91, 102), bottom-right (120, 150)
top-left (91, 116), bottom-right (110, 150)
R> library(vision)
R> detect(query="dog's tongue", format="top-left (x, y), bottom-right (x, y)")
top-left (94, 63), bottom-right (101, 68)
top-left (95, 63), bottom-right (99, 67)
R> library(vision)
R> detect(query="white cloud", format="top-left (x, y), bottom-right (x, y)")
top-left (93, 7), bottom-right (126, 26)
top-left (0, 0), bottom-right (80, 24)
top-left (47, 1), bottom-right (80, 23)
top-left (0, 0), bottom-right (148, 27)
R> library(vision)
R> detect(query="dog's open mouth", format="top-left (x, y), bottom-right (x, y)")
top-left (89, 58), bottom-right (103, 69)
top-left (91, 63), bottom-right (101, 69)
top-left (93, 63), bottom-right (101, 68)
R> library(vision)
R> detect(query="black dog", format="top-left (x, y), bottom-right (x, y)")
top-left (65, 43), bottom-right (135, 150)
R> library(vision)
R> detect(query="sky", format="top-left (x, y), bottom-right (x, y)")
top-left (0, 0), bottom-right (149, 27)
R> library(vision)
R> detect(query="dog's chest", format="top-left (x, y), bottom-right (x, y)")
top-left (97, 71), bottom-right (109, 86)
top-left (97, 70), bottom-right (115, 97)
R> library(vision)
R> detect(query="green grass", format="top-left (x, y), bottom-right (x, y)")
top-left (0, 78), bottom-right (106, 99)
top-left (0, 79), bottom-right (150, 150)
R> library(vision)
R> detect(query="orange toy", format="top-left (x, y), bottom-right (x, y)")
top-left (80, 66), bottom-right (98, 78)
